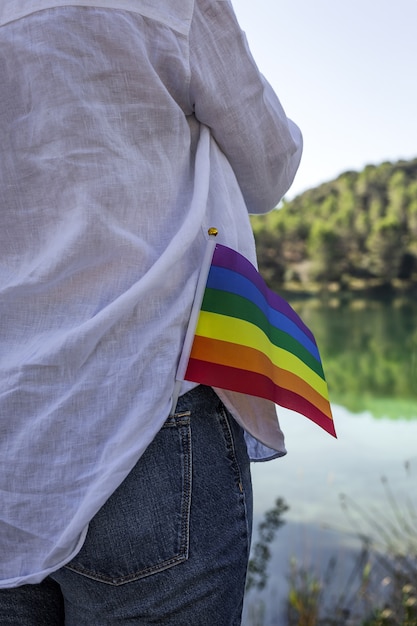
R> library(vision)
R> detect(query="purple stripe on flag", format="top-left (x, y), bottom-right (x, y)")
top-left (212, 244), bottom-right (315, 343)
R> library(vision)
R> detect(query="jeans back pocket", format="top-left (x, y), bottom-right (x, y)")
top-left (65, 412), bottom-right (192, 586)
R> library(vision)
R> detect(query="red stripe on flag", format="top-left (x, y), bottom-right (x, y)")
top-left (189, 335), bottom-right (332, 418)
top-left (185, 358), bottom-right (336, 437)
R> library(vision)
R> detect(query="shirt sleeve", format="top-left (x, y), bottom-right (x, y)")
top-left (188, 0), bottom-right (302, 214)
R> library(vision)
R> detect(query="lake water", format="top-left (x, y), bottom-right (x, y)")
top-left (242, 297), bottom-right (417, 625)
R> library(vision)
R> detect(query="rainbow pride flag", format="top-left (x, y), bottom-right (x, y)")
top-left (177, 240), bottom-right (335, 437)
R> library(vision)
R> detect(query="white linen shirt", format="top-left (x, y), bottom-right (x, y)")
top-left (0, 0), bottom-right (302, 586)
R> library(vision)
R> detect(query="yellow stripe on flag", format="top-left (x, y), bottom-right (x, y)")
top-left (195, 311), bottom-right (329, 401)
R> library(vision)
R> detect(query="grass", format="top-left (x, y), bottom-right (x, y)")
top-left (245, 461), bottom-right (417, 625)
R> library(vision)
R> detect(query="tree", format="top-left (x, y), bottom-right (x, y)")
top-left (307, 222), bottom-right (346, 282)
top-left (250, 157), bottom-right (417, 289)
top-left (366, 217), bottom-right (404, 280)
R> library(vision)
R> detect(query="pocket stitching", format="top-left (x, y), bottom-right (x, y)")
top-left (64, 413), bottom-right (192, 586)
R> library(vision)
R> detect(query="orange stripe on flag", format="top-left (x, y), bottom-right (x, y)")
top-left (190, 335), bottom-right (332, 419)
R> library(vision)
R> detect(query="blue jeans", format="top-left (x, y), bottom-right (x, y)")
top-left (0, 386), bottom-right (253, 625)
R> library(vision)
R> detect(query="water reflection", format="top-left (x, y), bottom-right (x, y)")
top-left (243, 297), bottom-right (417, 625)
top-left (293, 297), bottom-right (417, 418)
top-left (244, 407), bottom-right (417, 625)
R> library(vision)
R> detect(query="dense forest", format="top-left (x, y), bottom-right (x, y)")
top-left (251, 157), bottom-right (417, 293)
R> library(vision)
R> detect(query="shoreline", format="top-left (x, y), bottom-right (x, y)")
top-left (275, 278), bottom-right (417, 302)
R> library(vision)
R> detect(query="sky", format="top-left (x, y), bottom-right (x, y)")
top-left (231, 0), bottom-right (417, 198)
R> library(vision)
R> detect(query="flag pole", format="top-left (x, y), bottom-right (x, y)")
top-left (170, 228), bottom-right (218, 414)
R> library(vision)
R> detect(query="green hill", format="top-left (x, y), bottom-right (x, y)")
top-left (251, 157), bottom-right (417, 294)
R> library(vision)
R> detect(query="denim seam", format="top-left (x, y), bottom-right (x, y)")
top-left (218, 404), bottom-right (251, 553)
top-left (218, 404), bottom-right (244, 494)
top-left (177, 410), bottom-right (192, 562)
top-left (64, 550), bottom-right (189, 586)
